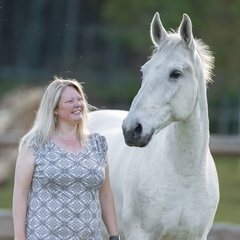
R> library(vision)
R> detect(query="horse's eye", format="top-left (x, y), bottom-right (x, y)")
top-left (170, 70), bottom-right (182, 79)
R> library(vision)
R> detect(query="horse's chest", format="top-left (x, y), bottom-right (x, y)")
top-left (138, 196), bottom-right (208, 239)
top-left (159, 201), bottom-right (208, 238)
top-left (137, 176), bottom-right (214, 238)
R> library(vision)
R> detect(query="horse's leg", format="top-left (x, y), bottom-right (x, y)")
top-left (123, 222), bottom-right (153, 240)
top-left (200, 232), bottom-right (208, 240)
top-left (122, 208), bottom-right (156, 240)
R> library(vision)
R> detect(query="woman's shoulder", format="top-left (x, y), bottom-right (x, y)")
top-left (20, 132), bottom-right (46, 152)
top-left (89, 132), bottom-right (107, 150)
top-left (90, 132), bottom-right (106, 141)
top-left (20, 133), bottom-right (37, 148)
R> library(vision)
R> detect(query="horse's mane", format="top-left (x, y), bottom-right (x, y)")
top-left (194, 38), bottom-right (214, 85)
top-left (150, 31), bottom-right (214, 85)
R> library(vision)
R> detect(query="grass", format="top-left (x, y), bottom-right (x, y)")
top-left (0, 177), bottom-right (14, 209)
top-left (0, 156), bottom-right (239, 224)
top-left (213, 156), bottom-right (240, 224)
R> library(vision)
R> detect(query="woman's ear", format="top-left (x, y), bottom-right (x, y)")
top-left (54, 106), bottom-right (58, 114)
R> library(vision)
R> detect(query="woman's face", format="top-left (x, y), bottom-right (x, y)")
top-left (55, 86), bottom-right (84, 125)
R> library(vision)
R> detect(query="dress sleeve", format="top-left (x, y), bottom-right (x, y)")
top-left (100, 135), bottom-right (108, 153)
top-left (93, 133), bottom-right (108, 167)
top-left (21, 135), bottom-right (38, 155)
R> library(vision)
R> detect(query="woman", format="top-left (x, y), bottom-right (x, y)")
top-left (12, 77), bottom-right (120, 240)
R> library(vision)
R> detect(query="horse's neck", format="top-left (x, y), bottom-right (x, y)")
top-left (164, 86), bottom-right (209, 173)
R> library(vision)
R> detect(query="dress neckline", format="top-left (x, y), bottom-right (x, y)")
top-left (48, 134), bottom-right (92, 156)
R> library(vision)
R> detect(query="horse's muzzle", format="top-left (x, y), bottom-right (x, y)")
top-left (122, 122), bottom-right (154, 147)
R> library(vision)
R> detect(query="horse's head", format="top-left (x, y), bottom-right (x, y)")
top-left (122, 13), bottom-right (214, 147)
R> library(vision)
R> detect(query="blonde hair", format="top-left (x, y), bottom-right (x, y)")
top-left (20, 77), bottom-right (91, 149)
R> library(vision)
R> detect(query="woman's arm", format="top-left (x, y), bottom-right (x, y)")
top-left (99, 155), bottom-right (119, 238)
top-left (12, 144), bottom-right (35, 240)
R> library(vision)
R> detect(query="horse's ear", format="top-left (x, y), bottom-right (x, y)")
top-left (179, 14), bottom-right (195, 50)
top-left (150, 12), bottom-right (168, 47)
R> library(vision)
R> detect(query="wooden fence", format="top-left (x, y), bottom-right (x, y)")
top-left (210, 134), bottom-right (240, 156)
top-left (0, 132), bottom-right (239, 156)
top-left (0, 210), bottom-right (13, 240)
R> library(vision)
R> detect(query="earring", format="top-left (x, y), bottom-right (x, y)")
top-left (54, 114), bottom-right (58, 123)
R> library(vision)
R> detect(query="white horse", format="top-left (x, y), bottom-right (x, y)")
top-left (90, 13), bottom-right (219, 240)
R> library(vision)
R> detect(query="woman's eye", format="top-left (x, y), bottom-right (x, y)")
top-left (170, 70), bottom-right (182, 79)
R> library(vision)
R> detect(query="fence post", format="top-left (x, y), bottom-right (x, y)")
top-left (0, 209), bottom-right (14, 240)
top-left (238, 97), bottom-right (240, 134)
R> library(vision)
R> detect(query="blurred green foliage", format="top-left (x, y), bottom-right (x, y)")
top-left (100, 0), bottom-right (240, 100)
top-left (0, 0), bottom-right (239, 133)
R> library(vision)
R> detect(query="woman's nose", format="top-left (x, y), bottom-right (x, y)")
top-left (74, 100), bottom-right (81, 107)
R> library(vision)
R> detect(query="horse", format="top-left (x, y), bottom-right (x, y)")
top-left (89, 12), bottom-right (219, 240)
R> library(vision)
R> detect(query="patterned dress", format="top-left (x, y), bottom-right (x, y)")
top-left (25, 133), bottom-right (107, 240)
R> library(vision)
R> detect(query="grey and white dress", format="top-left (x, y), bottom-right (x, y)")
top-left (25, 133), bottom-right (107, 240)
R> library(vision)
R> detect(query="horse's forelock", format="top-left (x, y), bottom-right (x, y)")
top-left (149, 33), bottom-right (180, 58)
top-left (148, 33), bottom-right (214, 85)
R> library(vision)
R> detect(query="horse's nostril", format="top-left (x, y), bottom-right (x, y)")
top-left (134, 123), bottom-right (143, 137)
